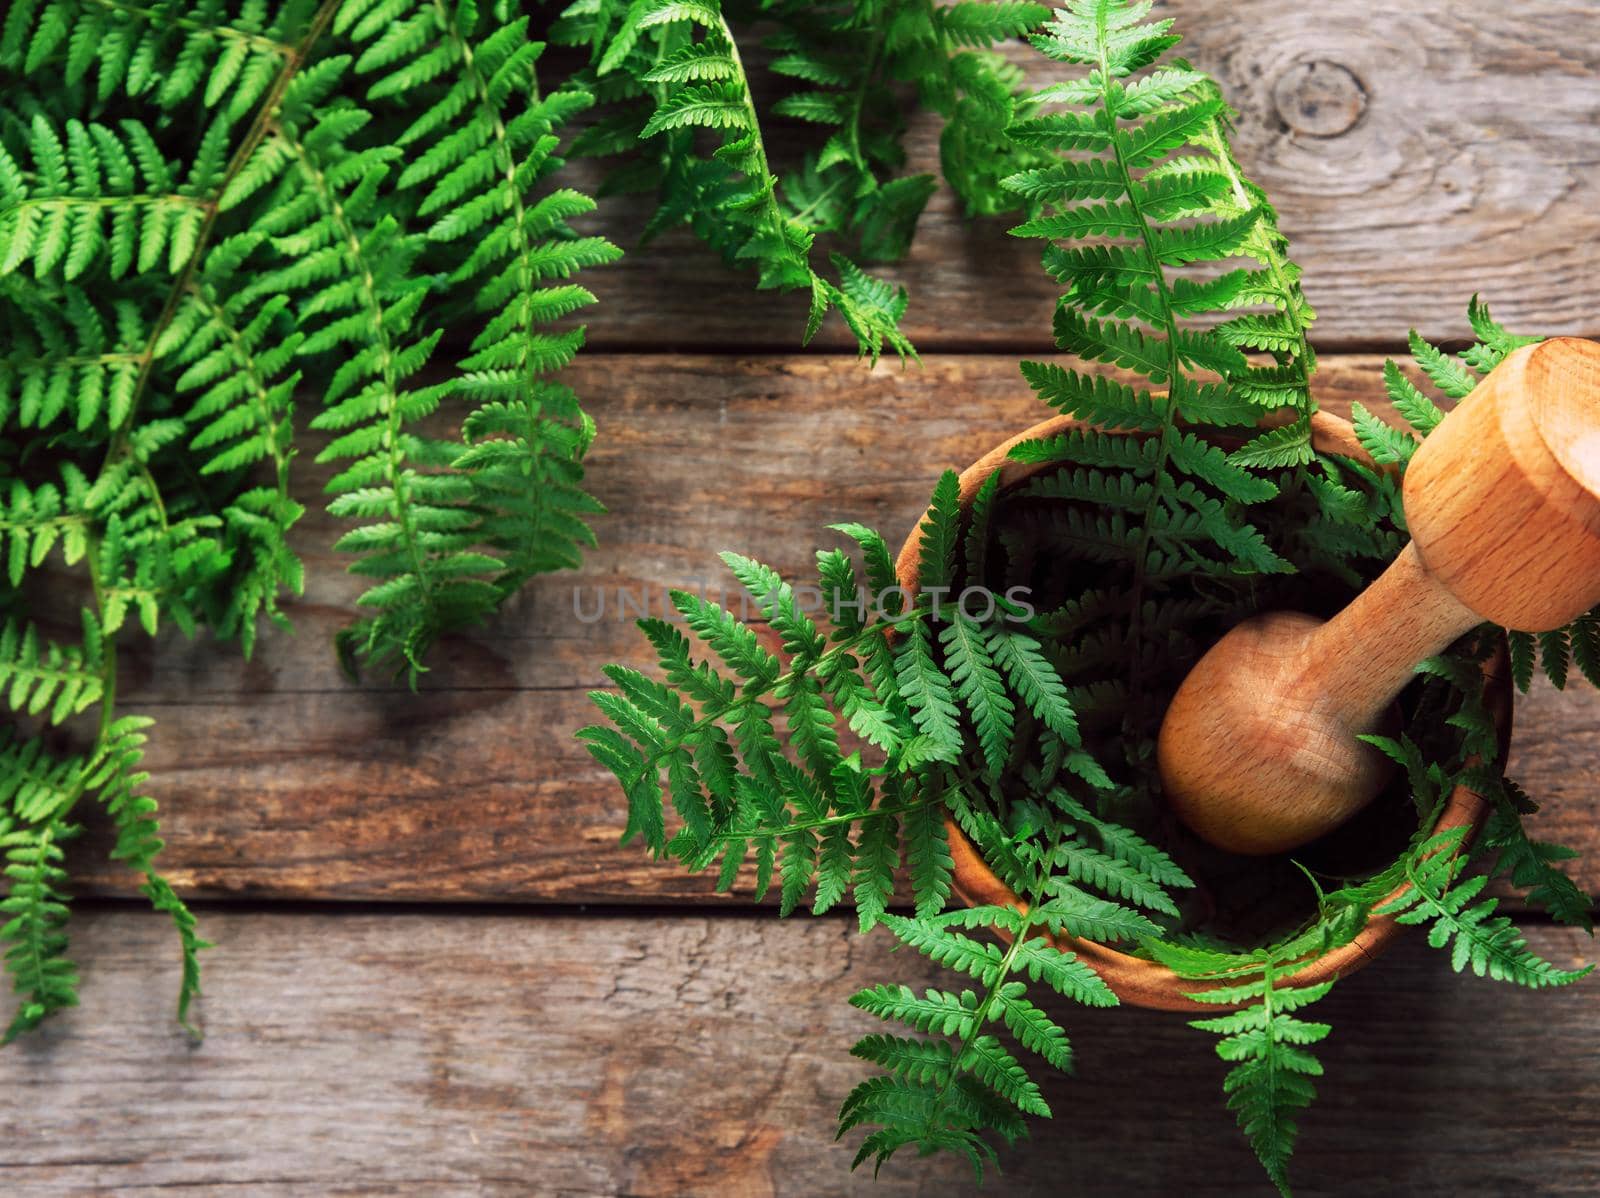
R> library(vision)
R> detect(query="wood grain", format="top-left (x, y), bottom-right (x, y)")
top-left (2, 908), bottom-right (1595, 1196)
top-left (54, 354), bottom-right (1600, 905)
top-left (566, 1), bottom-right (1600, 353)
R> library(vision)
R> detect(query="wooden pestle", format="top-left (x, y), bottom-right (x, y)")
top-left (1158, 337), bottom-right (1600, 855)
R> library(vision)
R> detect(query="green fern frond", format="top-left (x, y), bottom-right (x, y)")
top-left (94, 715), bottom-right (210, 1034)
top-left (879, 912), bottom-right (1007, 984)
top-left (1001, 2), bottom-right (1318, 723)
top-left (1377, 827), bottom-right (1593, 988)
top-left (360, 10), bottom-right (620, 611)
top-left (555, 0), bottom-right (917, 360)
top-left (1193, 977), bottom-right (1330, 1197)
top-left (1052, 841), bottom-right (1178, 916)
top-left (839, 818), bottom-right (1133, 1180)
top-left (1482, 784), bottom-right (1595, 931)
top-left (0, 613), bottom-right (104, 723)
top-left (1032, 887), bottom-right (1160, 944)
top-left (2, 0), bottom-right (307, 117)
top-left (197, 8), bottom-right (621, 681)
top-left (1350, 400), bottom-right (1416, 465)
top-left (1143, 942), bottom-right (1337, 1198)
top-left (167, 245), bottom-right (305, 653)
top-left (0, 814), bottom-right (79, 1042)
top-left (765, 0), bottom-right (1049, 250)
top-left (0, 282), bottom-right (145, 432)
top-left (0, 0), bottom-right (629, 1036)
top-left (941, 613), bottom-right (1015, 777)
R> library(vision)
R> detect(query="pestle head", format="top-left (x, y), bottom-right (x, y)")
top-left (1405, 337), bottom-right (1600, 632)
top-left (1157, 612), bottom-right (1396, 855)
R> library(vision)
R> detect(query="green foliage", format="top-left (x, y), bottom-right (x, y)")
top-left (1161, 945), bottom-right (1333, 1198)
top-left (1154, 665), bottom-right (1593, 1198)
top-left (762, 0), bottom-right (1050, 247)
top-left (579, 471), bottom-right (1123, 919)
top-left (552, 0), bottom-right (918, 361)
top-left (581, 463), bottom-right (1207, 1173)
top-left (842, 902), bottom-right (1101, 1178)
top-left (0, 0), bottom-right (620, 1037)
top-left (1482, 778), bottom-right (1595, 931)
top-left (582, 469), bottom-right (1204, 1174)
top-left (0, 811), bottom-right (78, 1042)
top-left (1378, 826), bottom-right (1592, 987)
top-left (839, 805), bottom-right (1184, 1175)
top-left (1007, 5), bottom-right (1319, 463)
top-left (5, 0), bottom-right (620, 679)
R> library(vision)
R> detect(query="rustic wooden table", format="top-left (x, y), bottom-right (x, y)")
top-left (5, 3), bottom-right (1600, 1194)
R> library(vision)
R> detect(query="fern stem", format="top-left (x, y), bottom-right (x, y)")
top-left (0, 513), bottom-right (88, 535)
top-left (134, 462), bottom-right (169, 531)
top-left (715, 5), bottom-right (802, 277)
top-left (84, 531), bottom-right (118, 741)
top-left (844, 26), bottom-right (884, 171)
top-left (185, 284), bottom-right (295, 499)
top-left (7, 352), bottom-right (144, 369)
top-left (643, 19), bottom-right (678, 178)
top-left (9, 195), bottom-right (208, 215)
top-left (919, 830), bottom-right (1061, 1136)
top-left (1093, 17), bottom-right (1188, 710)
top-left (283, 130), bottom-right (440, 624)
top-left (716, 797), bottom-right (933, 842)
top-left (100, 0), bottom-right (341, 464)
top-left (787, 173), bottom-right (849, 227)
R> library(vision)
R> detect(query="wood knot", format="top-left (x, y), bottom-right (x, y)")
top-left (1271, 60), bottom-right (1367, 138)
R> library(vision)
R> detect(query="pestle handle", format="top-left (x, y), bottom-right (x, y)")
top-left (1159, 337), bottom-right (1600, 856)
top-left (1297, 542), bottom-right (1480, 734)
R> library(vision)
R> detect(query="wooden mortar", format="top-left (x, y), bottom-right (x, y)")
top-left (894, 411), bottom-right (1512, 1012)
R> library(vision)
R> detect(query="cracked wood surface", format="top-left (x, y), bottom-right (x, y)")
top-left (1, 909), bottom-right (1595, 1196)
top-left (58, 354), bottom-right (1600, 904)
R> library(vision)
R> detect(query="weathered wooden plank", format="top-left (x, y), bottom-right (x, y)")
top-left (53, 354), bottom-right (1599, 905)
top-left (1, 909), bottom-right (1595, 1195)
top-left (565, 1), bottom-right (1600, 351)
